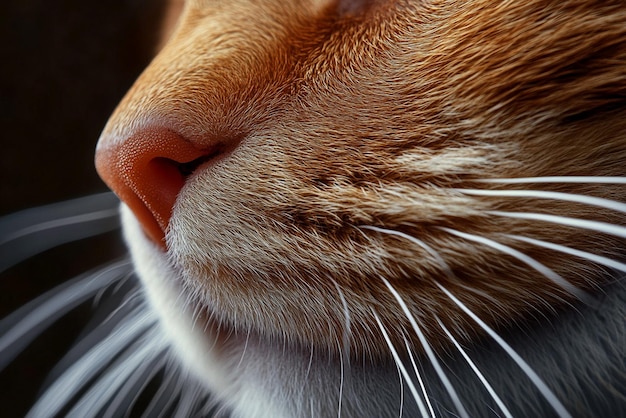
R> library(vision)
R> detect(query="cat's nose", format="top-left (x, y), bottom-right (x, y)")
top-left (95, 128), bottom-right (210, 248)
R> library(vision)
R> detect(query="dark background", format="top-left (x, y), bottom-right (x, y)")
top-left (0, 0), bottom-right (167, 415)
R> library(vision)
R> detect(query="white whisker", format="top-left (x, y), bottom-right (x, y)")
top-left (361, 225), bottom-right (455, 281)
top-left (456, 189), bottom-right (626, 213)
top-left (382, 277), bottom-right (469, 418)
top-left (489, 211), bottom-right (626, 239)
top-left (372, 310), bottom-right (430, 417)
top-left (0, 195), bottom-right (121, 273)
top-left (101, 355), bottom-right (167, 418)
top-left (439, 227), bottom-right (588, 300)
top-left (506, 234), bottom-right (626, 273)
top-left (141, 360), bottom-right (180, 417)
top-left (435, 317), bottom-right (514, 418)
top-left (337, 334), bottom-right (345, 418)
top-left (403, 336), bottom-right (435, 418)
top-left (171, 369), bottom-right (192, 416)
top-left (332, 279), bottom-right (352, 358)
top-left (85, 344), bottom-right (162, 418)
top-left (304, 343), bottom-right (314, 385)
top-left (435, 283), bottom-right (572, 418)
top-left (476, 176), bottom-right (626, 184)
top-left (361, 225), bottom-right (436, 257)
top-left (173, 379), bottom-right (206, 418)
top-left (27, 306), bottom-right (159, 417)
top-left (332, 279), bottom-right (351, 418)
top-left (0, 260), bottom-right (132, 371)
top-left (396, 356), bottom-right (404, 418)
top-left (235, 329), bottom-right (251, 370)
top-left (0, 208), bottom-right (120, 246)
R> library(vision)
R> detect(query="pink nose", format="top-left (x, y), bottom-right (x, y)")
top-left (95, 128), bottom-right (211, 248)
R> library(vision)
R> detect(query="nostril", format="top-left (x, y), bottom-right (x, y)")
top-left (174, 154), bottom-right (217, 178)
top-left (149, 157), bottom-right (187, 198)
top-left (95, 128), bottom-right (214, 249)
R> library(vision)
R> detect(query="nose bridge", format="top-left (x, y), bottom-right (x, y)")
top-left (98, 35), bottom-right (249, 150)
top-left (97, 0), bottom-right (335, 154)
top-left (94, 3), bottom-right (302, 247)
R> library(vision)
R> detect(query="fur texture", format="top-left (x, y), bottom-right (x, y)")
top-left (92, 0), bottom-right (626, 416)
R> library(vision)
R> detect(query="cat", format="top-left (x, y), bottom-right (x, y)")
top-left (2, 0), bottom-right (626, 416)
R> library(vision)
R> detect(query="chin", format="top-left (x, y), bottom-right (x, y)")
top-left (122, 204), bottom-right (418, 417)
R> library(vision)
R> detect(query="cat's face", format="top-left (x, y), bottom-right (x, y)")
top-left (96, 0), bottom-right (626, 414)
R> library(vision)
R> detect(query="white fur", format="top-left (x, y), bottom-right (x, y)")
top-left (122, 204), bottom-right (421, 417)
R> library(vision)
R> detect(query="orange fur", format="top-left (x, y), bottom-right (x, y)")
top-left (97, 0), bottom-right (626, 358)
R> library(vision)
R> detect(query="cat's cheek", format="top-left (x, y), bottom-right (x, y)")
top-left (123, 204), bottom-right (309, 417)
top-left (120, 204), bottom-right (233, 394)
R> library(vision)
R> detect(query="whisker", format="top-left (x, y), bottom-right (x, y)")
top-left (476, 176), bottom-right (626, 184)
top-left (456, 189), bottom-right (626, 213)
top-left (304, 343), bottom-right (314, 387)
top-left (163, 367), bottom-right (188, 417)
top-left (382, 277), bottom-right (469, 418)
top-left (101, 354), bottom-right (167, 418)
top-left (395, 355), bottom-right (404, 418)
top-left (26, 306), bottom-right (159, 417)
top-left (172, 379), bottom-right (207, 418)
top-left (489, 211), bottom-right (626, 239)
top-left (435, 317), bottom-right (513, 418)
top-left (42, 287), bottom-right (144, 387)
top-left (199, 384), bottom-right (221, 417)
top-left (0, 259), bottom-right (132, 371)
top-left (68, 326), bottom-right (166, 417)
top-left (0, 192), bottom-right (118, 241)
top-left (371, 310), bottom-right (430, 417)
top-left (505, 234), bottom-right (626, 273)
top-left (337, 333), bottom-right (345, 418)
top-left (331, 279), bottom-right (351, 418)
top-left (331, 279), bottom-right (352, 359)
top-left (235, 329), bottom-right (251, 370)
top-left (0, 193), bottom-right (121, 273)
top-left (360, 225), bottom-right (455, 281)
top-left (0, 208), bottom-right (120, 246)
top-left (435, 283), bottom-right (572, 418)
top-left (439, 227), bottom-right (588, 301)
top-left (139, 356), bottom-right (180, 417)
top-left (403, 336), bottom-right (435, 418)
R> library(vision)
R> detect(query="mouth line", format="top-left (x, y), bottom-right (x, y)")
top-left (123, 205), bottom-right (239, 377)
